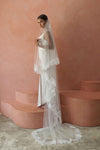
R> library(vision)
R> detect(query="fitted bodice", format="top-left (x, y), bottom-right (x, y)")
top-left (38, 31), bottom-right (49, 48)
top-left (38, 31), bottom-right (50, 70)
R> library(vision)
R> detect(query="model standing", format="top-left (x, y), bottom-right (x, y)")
top-left (32, 14), bottom-right (82, 145)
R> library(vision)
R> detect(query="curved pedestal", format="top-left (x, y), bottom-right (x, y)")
top-left (0, 87), bottom-right (100, 128)
top-left (60, 90), bottom-right (100, 126)
top-left (0, 99), bottom-right (44, 129)
top-left (81, 81), bottom-right (100, 91)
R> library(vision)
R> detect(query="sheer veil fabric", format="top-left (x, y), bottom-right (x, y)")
top-left (32, 19), bottom-right (82, 145)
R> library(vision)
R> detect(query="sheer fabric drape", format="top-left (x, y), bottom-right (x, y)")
top-left (32, 20), bottom-right (82, 145)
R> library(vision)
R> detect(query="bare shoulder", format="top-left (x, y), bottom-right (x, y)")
top-left (43, 30), bottom-right (51, 39)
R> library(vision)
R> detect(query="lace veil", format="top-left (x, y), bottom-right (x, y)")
top-left (34, 19), bottom-right (60, 74)
top-left (32, 19), bottom-right (82, 145)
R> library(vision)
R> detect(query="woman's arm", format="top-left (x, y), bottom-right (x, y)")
top-left (44, 31), bottom-right (54, 49)
top-left (38, 31), bottom-right (54, 49)
top-left (38, 40), bottom-right (49, 49)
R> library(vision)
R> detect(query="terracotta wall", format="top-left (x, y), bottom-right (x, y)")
top-left (0, 0), bottom-right (100, 101)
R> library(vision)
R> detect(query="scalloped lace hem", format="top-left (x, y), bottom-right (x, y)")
top-left (32, 123), bottom-right (82, 146)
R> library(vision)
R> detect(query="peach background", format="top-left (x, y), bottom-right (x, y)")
top-left (0, 0), bottom-right (100, 101)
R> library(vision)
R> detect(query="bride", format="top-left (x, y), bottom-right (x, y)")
top-left (32, 14), bottom-right (82, 145)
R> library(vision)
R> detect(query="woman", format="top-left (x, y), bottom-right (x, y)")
top-left (34, 14), bottom-right (60, 107)
top-left (32, 14), bottom-right (82, 145)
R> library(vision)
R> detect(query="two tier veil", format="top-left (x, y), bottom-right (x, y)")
top-left (34, 19), bottom-right (60, 74)
top-left (32, 19), bottom-right (82, 145)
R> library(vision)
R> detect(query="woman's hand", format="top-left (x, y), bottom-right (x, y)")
top-left (35, 39), bottom-right (39, 46)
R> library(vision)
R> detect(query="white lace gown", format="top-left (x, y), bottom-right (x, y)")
top-left (32, 31), bottom-right (82, 145)
top-left (37, 32), bottom-right (56, 106)
top-left (37, 66), bottom-right (56, 106)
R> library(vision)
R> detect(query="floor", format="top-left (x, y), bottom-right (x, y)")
top-left (0, 114), bottom-right (100, 150)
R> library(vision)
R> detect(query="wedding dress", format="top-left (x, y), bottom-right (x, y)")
top-left (32, 20), bottom-right (82, 145)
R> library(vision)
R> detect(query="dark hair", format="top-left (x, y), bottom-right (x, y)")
top-left (37, 14), bottom-right (48, 21)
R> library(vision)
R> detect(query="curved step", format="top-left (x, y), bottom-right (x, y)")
top-left (60, 90), bottom-right (100, 126)
top-left (80, 81), bottom-right (100, 91)
top-left (1, 90), bottom-right (100, 128)
top-left (16, 91), bottom-right (38, 105)
top-left (0, 100), bottom-right (44, 129)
